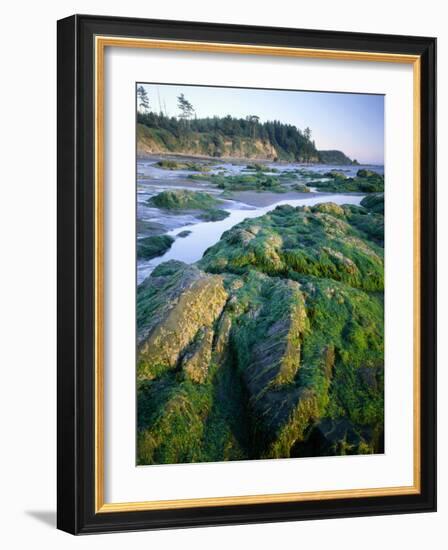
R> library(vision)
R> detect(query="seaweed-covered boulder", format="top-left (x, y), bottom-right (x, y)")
top-left (228, 272), bottom-right (315, 457)
top-left (312, 170), bottom-right (384, 193)
top-left (147, 189), bottom-right (221, 210)
top-left (361, 192), bottom-right (384, 214)
top-left (181, 327), bottom-right (214, 383)
top-left (199, 203), bottom-right (384, 292)
top-left (292, 418), bottom-right (379, 457)
top-left (343, 203), bottom-right (384, 246)
top-left (147, 189), bottom-right (229, 222)
top-left (324, 170), bottom-right (347, 179)
top-left (137, 234), bottom-right (174, 260)
top-left (312, 202), bottom-right (345, 217)
top-left (357, 169), bottom-right (378, 178)
top-left (137, 261), bottom-right (228, 380)
top-left (224, 270), bottom-right (383, 459)
top-left (137, 201), bottom-right (385, 464)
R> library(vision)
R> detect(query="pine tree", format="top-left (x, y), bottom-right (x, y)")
top-left (137, 85), bottom-right (150, 112)
top-left (177, 93), bottom-right (195, 124)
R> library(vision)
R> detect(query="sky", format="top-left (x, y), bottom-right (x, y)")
top-left (137, 83), bottom-right (384, 165)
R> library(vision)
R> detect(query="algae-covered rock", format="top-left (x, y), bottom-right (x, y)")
top-left (357, 169), bottom-right (378, 178)
top-left (228, 272), bottom-right (315, 456)
top-left (148, 189), bottom-right (222, 210)
top-left (181, 327), bottom-right (214, 383)
top-left (137, 373), bottom-right (214, 464)
top-left (312, 170), bottom-right (384, 193)
top-left (147, 189), bottom-right (229, 222)
top-left (137, 234), bottom-right (174, 260)
top-left (198, 209), bottom-right (230, 221)
top-left (188, 171), bottom-right (287, 192)
top-left (344, 203), bottom-right (384, 246)
top-left (137, 201), bottom-right (384, 464)
top-left (324, 170), bottom-right (347, 179)
top-left (199, 203), bottom-right (384, 292)
top-left (155, 159), bottom-right (212, 171)
top-left (361, 192), bottom-right (384, 214)
top-left (313, 202), bottom-right (345, 217)
top-left (137, 261), bottom-right (228, 380)
top-left (292, 417), bottom-right (379, 457)
top-left (293, 183), bottom-right (311, 193)
top-left (224, 269), bottom-right (383, 459)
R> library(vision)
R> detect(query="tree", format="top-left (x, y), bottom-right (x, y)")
top-left (302, 127), bottom-right (313, 162)
top-left (137, 85), bottom-right (150, 112)
top-left (246, 115), bottom-right (260, 139)
top-left (177, 93), bottom-right (195, 125)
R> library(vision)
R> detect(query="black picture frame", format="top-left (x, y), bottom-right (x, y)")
top-left (57, 14), bottom-right (436, 534)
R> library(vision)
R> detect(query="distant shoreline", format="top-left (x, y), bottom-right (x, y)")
top-left (137, 152), bottom-right (376, 167)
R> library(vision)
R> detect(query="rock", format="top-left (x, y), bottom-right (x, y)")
top-left (147, 189), bottom-right (222, 210)
top-left (311, 170), bottom-right (384, 193)
top-left (293, 183), bottom-right (311, 192)
top-left (214, 311), bottom-right (233, 362)
top-left (137, 375), bottom-right (211, 465)
top-left (345, 203), bottom-right (384, 246)
top-left (147, 190), bottom-right (229, 223)
top-left (246, 163), bottom-right (266, 171)
top-left (312, 202), bottom-right (345, 217)
top-left (360, 192), bottom-right (384, 214)
top-left (198, 209), bottom-right (230, 221)
top-left (181, 327), bottom-right (214, 383)
top-left (137, 261), bottom-right (228, 380)
top-left (137, 201), bottom-right (384, 464)
top-left (292, 418), bottom-right (378, 456)
top-left (229, 273), bottom-right (318, 456)
top-left (324, 170), bottom-right (347, 179)
top-left (155, 159), bottom-right (212, 171)
top-left (137, 234), bottom-right (174, 260)
top-left (199, 203), bottom-right (384, 292)
top-left (357, 169), bottom-right (378, 178)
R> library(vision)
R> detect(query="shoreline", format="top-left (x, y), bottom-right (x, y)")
top-left (137, 152), bottom-right (367, 167)
top-left (225, 189), bottom-right (364, 208)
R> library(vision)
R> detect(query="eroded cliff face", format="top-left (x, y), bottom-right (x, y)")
top-left (137, 123), bottom-right (318, 161)
top-left (137, 199), bottom-right (384, 464)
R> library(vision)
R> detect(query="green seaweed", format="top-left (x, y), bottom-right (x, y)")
top-left (147, 189), bottom-right (222, 210)
top-left (137, 234), bottom-right (174, 260)
top-left (136, 199), bottom-right (384, 464)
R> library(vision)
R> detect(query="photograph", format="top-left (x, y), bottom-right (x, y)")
top-left (53, 11), bottom-right (436, 536)
top-left (135, 83), bottom-right (385, 466)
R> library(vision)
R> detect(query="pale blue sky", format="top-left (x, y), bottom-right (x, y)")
top-left (138, 83), bottom-right (384, 164)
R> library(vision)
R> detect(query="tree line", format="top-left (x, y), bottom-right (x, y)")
top-left (137, 87), bottom-right (318, 161)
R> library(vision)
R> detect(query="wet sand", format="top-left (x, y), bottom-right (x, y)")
top-left (225, 189), bottom-right (321, 207)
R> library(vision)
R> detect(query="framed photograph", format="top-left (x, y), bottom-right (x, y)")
top-left (57, 14), bottom-right (436, 534)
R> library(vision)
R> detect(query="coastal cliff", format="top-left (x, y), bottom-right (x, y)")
top-left (137, 120), bottom-right (353, 164)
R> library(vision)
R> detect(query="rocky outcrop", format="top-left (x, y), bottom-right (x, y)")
top-left (137, 234), bottom-right (174, 260)
top-left (312, 170), bottom-right (384, 193)
top-left (137, 261), bottom-right (228, 380)
top-left (199, 203), bottom-right (384, 292)
top-left (147, 190), bottom-right (221, 210)
top-left (147, 190), bottom-right (230, 222)
top-left (181, 327), bottom-right (214, 383)
top-left (360, 192), bottom-right (384, 214)
top-left (318, 150), bottom-right (354, 165)
top-left (137, 203), bottom-right (384, 464)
